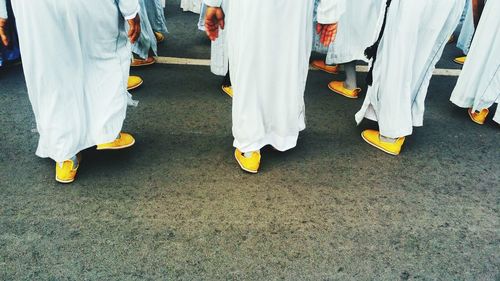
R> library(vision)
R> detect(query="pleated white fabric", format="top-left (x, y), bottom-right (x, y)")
top-left (181, 0), bottom-right (202, 14)
top-left (451, 0), bottom-right (500, 125)
top-left (204, 0), bottom-right (344, 152)
top-left (355, 0), bottom-right (465, 139)
top-left (313, 0), bottom-right (385, 65)
top-left (457, 0), bottom-right (475, 55)
top-left (0, 0), bottom-right (6, 18)
top-left (133, 0), bottom-right (158, 59)
top-left (11, 0), bottom-right (138, 162)
top-left (144, 0), bottom-right (168, 35)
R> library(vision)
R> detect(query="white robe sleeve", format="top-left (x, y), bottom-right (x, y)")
top-left (203, 0), bottom-right (222, 8)
top-left (317, 0), bottom-right (345, 24)
top-left (0, 0), bottom-right (7, 19)
top-left (116, 0), bottom-right (140, 20)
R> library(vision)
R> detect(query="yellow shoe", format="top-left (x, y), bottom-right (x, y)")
top-left (234, 149), bottom-right (261, 174)
top-left (361, 130), bottom-right (405, 156)
top-left (311, 60), bottom-right (339, 74)
top-left (127, 76), bottom-right (143, 91)
top-left (222, 85), bottom-right (233, 98)
top-left (454, 56), bottom-right (466, 65)
top-left (55, 154), bottom-right (81, 184)
top-left (154, 32), bottom-right (165, 43)
top-left (468, 108), bottom-right (489, 125)
top-left (97, 133), bottom-right (136, 150)
top-left (131, 56), bottom-right (156, 67)
top-left (328, 81), bottom-right (361, 99)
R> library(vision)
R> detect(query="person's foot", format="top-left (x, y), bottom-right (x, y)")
top-left (131, 57), bottom-right (156, 67)
top-left (468, 108), bottom-right (489, 125)
top-left (447, 34), bottom-right (456, 44)
top-left (127, 76), bottom-right (143, 91)
top-left (234, 149), bottom-right (261, 174)
top-left (222, 85), bottom-right (233, 98)
top-left (361, 130), bottom-right (405, 156)
top-left (328, 81), bottom-right (361, 99)
top-left (97, 133), bottom-right (136, 150)
top-left (454, 56), bottom-right (466, 65)
top-left (154, 32), bottom-right (165, 43)
top-left (55, 154), bottom-right (81, 184)
top-left (310, 60), bottom-right (339, 74)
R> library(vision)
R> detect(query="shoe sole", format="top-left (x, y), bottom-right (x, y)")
top-left (361, 132), bottom-right (399, 156)
top-left (127, 80), bottom-right (144, 91)
top-left (311, 64), bottom-right (339, 74)
top-left (234, 154), bottom-right (258, 174)
top-left (96, 139), bottom-right (136, 151)
top-left (221, 86), bottom-right (233, 98)
top-left (131, 60), bottom-right (156, 67)
top-left (328, 83), bottom-right (358, 99)
top-left (55, 177), bottom-right (75, 184)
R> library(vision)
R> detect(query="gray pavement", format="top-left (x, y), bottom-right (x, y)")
top-left (0, 2), bottom-right (499, 280)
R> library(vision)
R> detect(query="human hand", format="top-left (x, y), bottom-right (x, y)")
top-left (205, 7), bottom-right (225, 41)
top-left (127, 14), bottom-right (141, 44)
top-left (0, 18), bottom-right (9, 46)
top-left (316, 23), bottom-right (338, 47)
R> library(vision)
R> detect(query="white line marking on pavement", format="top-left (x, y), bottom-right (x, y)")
top-left (155, 56), bottom-right (462, 77)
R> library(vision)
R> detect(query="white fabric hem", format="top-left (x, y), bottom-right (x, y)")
top-left (233, 129), bottom-right (304, 154)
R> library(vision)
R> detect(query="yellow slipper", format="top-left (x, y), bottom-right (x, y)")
top-left (234, 149), bottom-right (261, 174)
top-left (131, 56), bottom-right (156, 67)
top-left (311, 60), bottom-right (339, 74)
top-left (328, 81), bottom-right (361, 99)
top-left (453, 56), bottom-right (466, 65)
top-left (222, 85), bottom-right (233, 98)
top-left (361, 130), bottom-right (405, 156)
top-left (55, 154), bottom-right (81, 184)
top-left (154, 32), bottom-right (165, 43)
top-left (127, 76), bottom-right (143, 91)
top-left (97, 133), bottom-right (136, 151)
top-left (468, 108), bottom-right (489, 125)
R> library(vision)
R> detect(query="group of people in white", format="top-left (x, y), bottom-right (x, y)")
top-left (0, 0), bottom-right (497, 183)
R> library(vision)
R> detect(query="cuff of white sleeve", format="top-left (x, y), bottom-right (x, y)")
top-left (123, 6), bottom-right (140, 20)
top-left (204, 0), bottom-right (222, 7)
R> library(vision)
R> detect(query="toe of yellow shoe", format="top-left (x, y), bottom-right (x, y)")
top-left (328, 81), bottom-right (360, 99)
top-left (97, 133), bottom-right (135, 150)
top-left (454, 56), bottom-right (466, 65)
top-left (127, 76), bottom-right (143, 90)
top-left (361, 130), bottom-right (404, 156)
top-left (222, 86), bottom-right (234, 97)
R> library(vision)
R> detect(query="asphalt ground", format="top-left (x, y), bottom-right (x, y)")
top-left (0, 2), bottom-right (499, 280)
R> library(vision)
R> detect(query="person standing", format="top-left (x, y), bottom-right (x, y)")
top-left (312, 0), bottom-right (385, 99)
top-left (2, 0), bottom-right (141, 183)
top-left (355, 0), bottom-right (465, 156)
top-left (450, 0), bottom-right (498, 125)
top-left (204, 0), bottom-right (345, 173)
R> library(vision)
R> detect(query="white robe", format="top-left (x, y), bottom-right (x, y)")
top-left (199, 2), bottom-right (228, 76)
top-left (450, 0), bottom-right (500, 125)
top-left (181, 0), bottom-right (202, 14)
top-left (11, 0), bottom-right (138, 162)
top-left (313, 0), bottom-right (385, 65)
top-left (204, 0), bottom-right (345, 152)
top-left (133, 0), bottom-right (158, 59)
top-left (0, 0), bottom-right (6, 18)
top-left (457, 0), bottom-right (475, 55)
top-left (355, 0), bottom-right (465, 138)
